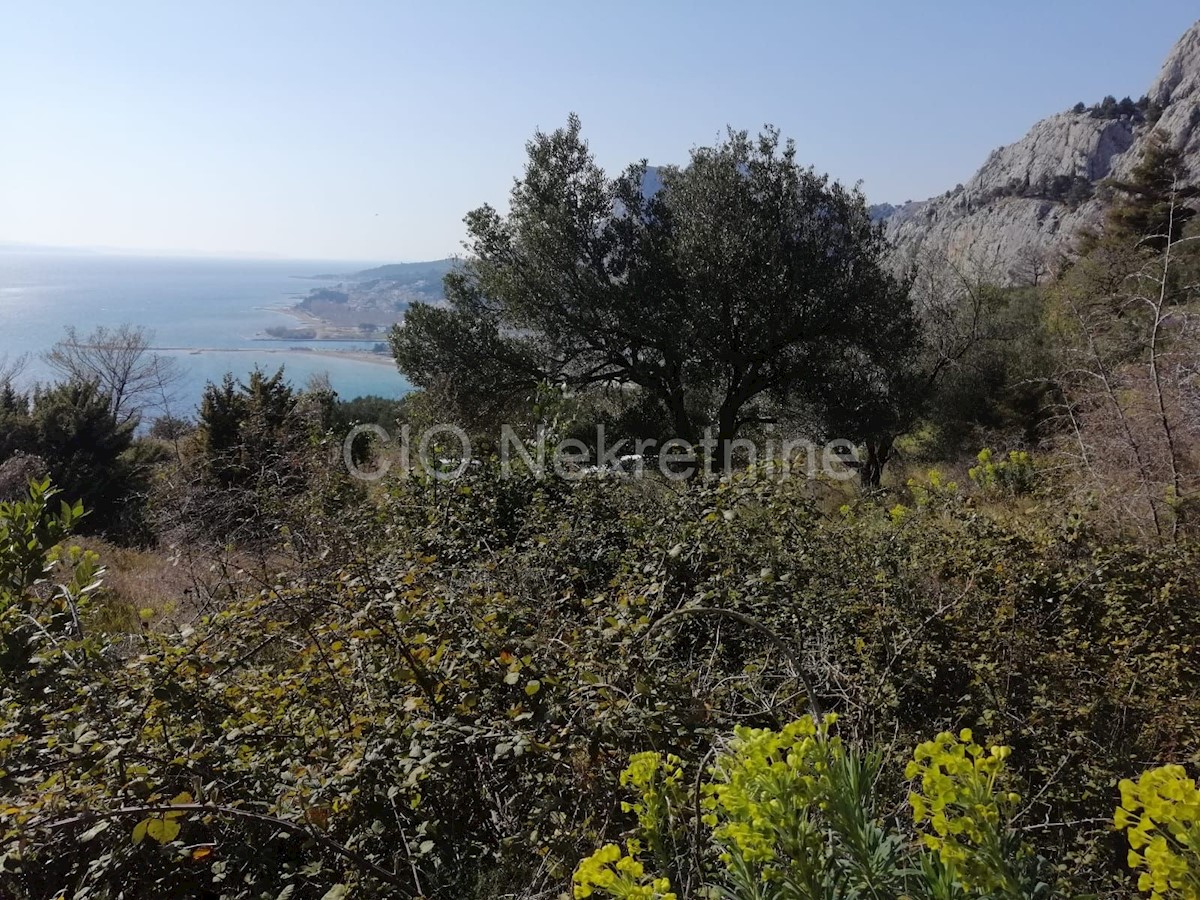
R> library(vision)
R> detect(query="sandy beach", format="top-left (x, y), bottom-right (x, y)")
top-left (257, 305), bottom-right (396, 341)
top-left (148, 345), bottom-right (398, 367)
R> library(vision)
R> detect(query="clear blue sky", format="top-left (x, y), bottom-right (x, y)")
top-left (2, 1), bottom-right (1196, 262)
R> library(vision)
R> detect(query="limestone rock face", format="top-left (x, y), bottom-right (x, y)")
top-left (968, 113), bottom-right (1136, 193)
top-left (888, 196), bottom-right (1098, 277)
top-left (1144, 20), bottom-right (1200, 180)
top-left (885, 20), bottom-right (1200, 279)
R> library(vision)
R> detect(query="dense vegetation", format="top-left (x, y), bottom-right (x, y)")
top-left (1, 118), bottom-right (1199, 899)
top-left (3, 463), bottom-right (1200, 898)
top-left (978, 173), bottom-right (1095, 209)
top-left (0, 377), bottom-right (159, 541)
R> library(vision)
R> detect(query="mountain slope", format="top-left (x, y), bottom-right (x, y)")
top-left (883, 20), bottom-right (1200, 280)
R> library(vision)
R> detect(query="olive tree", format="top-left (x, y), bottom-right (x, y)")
top-left (392, 116), bottom-right (918, 473)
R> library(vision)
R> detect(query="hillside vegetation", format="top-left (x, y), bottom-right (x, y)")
top-left (2, 115), bottom-right (1200, 900)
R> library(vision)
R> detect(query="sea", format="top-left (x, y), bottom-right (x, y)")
top-left (0, 249), bottom-right (411, 419)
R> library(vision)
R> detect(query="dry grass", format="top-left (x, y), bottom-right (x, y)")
top-left (69, 536), bottom-right (305, 642)
top-left (69, 537), bottom-right (194, 635)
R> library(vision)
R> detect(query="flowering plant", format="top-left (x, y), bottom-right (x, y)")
top-left (575, 715), bottom-right (1046, 899)
top-left (906, 728), bottom-right (1024, 893)
top-left (1115, 765), bottom-right (1200, 900)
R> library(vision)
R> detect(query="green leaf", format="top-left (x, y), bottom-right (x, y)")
top-left (146, 817), bottom-right (181, 843)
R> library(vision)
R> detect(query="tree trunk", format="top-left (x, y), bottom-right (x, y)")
top-left (860, 438), bottom-right (893, 489)
top-left (710, 403), bottom-right (740, 474)
top-left (666, 388), bottom-right (694, 446)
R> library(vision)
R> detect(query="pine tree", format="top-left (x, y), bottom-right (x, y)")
top-left (26, 380), bottom-right (146, 537)
top-left (1106, 131), bottom-right (1198, 249)
top-left (198, 373), bottom-right (249, 486)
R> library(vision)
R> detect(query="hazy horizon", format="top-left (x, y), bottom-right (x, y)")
top-left (3, 1), bottom-right (1198, 262)
top-left (0, 239), bottom-right (393, 266)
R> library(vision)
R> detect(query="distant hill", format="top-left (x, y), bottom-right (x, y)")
top-left (350, 258), bottom-right (458, 290)
top-left (292, 258), bottom-right (459, 330)
top-left (868, 203), bottom-right (897, 223)
top-left (306, 258), bottom-right (457, 293)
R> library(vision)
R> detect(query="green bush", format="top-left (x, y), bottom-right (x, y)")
top-left (0, 380), bottom-right (154, 542)
top-left (1, 469), bottom-right (1198, 898)
top-left (969, 448), bottom-right (1039, 496)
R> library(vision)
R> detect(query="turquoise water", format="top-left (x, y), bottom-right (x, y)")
top-left (0, 250), bottom-right (411, 415)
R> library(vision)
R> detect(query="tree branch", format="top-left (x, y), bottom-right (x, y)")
top-left (15, 803), bottom-right (409, 890)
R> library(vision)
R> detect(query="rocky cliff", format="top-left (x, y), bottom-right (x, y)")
top-left (884, 20), bottom-right (1200, 280)
top-left (1144, 20), bottom-right (1200, 175)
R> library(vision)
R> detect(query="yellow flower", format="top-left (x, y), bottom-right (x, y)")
top-left (573, 843), bottom-right (675, 900)
top-left (906, 728), bottom-right (1019, 892)
top-left (1115, 763), bottom-right (1200, 900)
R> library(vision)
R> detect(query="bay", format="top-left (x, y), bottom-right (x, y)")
top-left (0, 249), bottom-right (411, 418)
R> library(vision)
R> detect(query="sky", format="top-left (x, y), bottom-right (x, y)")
top-left (2, 1), bottom-right (1198, 263)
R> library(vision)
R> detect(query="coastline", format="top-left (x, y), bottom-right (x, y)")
top-left (0, 253), bottom-right (409, 404)
top-left (147, 345), bottom-right (398, 368)
top-left (258, 304), bottom-right (399, 341)
top-left (138, 302), bottom-right (399, 369)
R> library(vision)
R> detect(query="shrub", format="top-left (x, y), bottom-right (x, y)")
top-left (160, 367), bottom-right (353, 549)
top-left (969, 448), bottom-right (1038, 496)
top-left (580, 717), bottom-right (1200, 900)
top-left (0, 380), bottom-right (153, 542)
top-left (2, 468), bottom-right (1198, 898)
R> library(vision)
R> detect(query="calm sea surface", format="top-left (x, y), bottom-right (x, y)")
top-left (0, 250), bottom-right (410, 416)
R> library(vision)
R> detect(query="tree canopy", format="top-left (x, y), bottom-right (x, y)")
top-left (392, 116), bottom-right (917, 466)
top-left (0, 378), bottom-right (150, 538)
